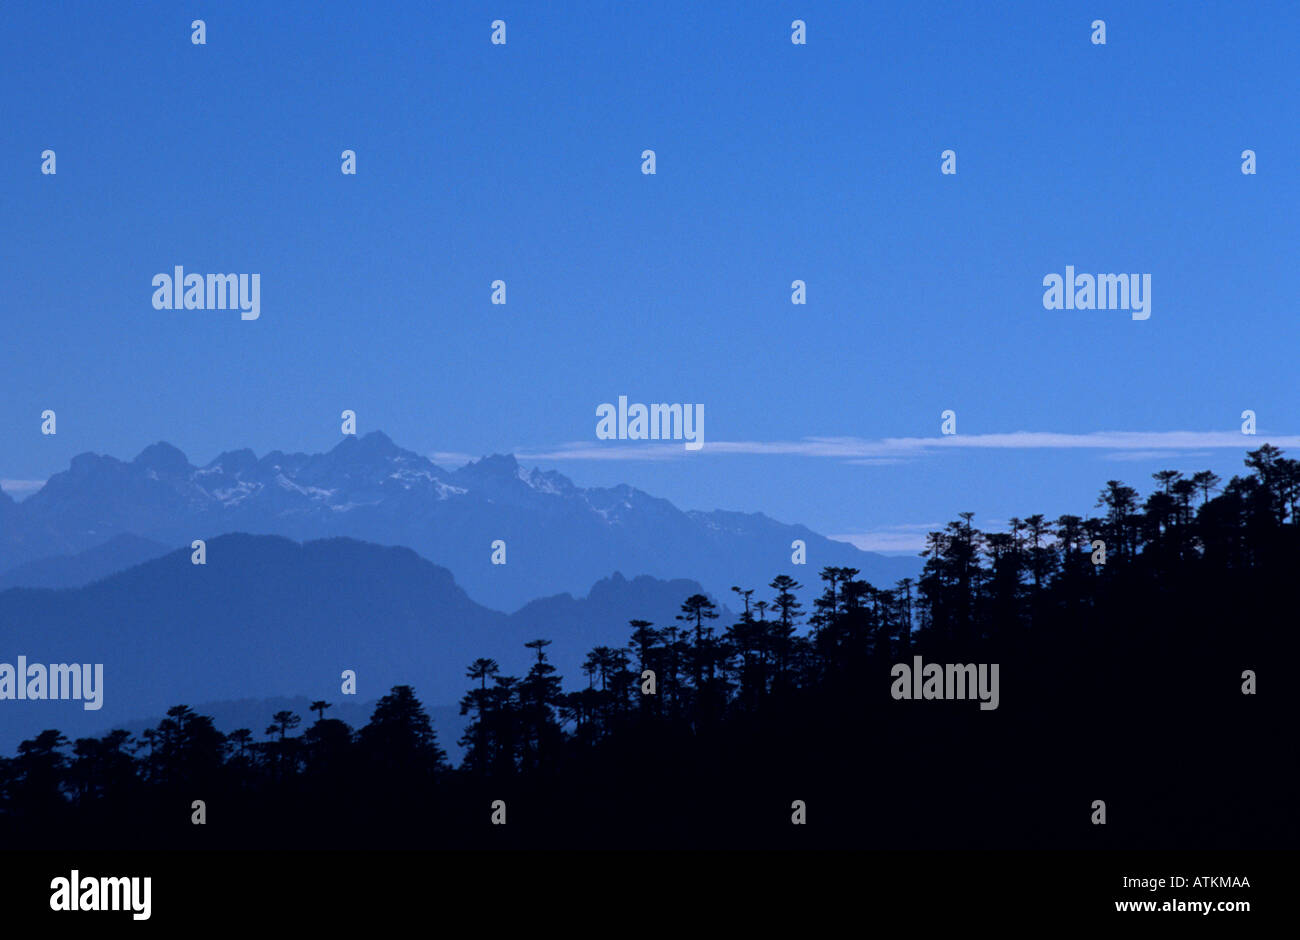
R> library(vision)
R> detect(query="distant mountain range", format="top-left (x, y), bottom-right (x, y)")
top-left (0, 534), bottom-right (725, 753)
top-left (0, 432), bottom-right (919, 609)
top-left (0, 533), bottom-right (171, 592)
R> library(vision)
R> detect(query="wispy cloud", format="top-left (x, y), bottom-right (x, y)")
top-left (427, 451), bottom-right (477, 467)
top-left (1102, 449), bottom-right (1215, 462)
top-left (0, 479), bottom-right (45, 497)
top-left (515, 443), bottom-right (686, 462)
top-left (506, 431), bottom-right (1299, 463)
top-left (830, 523), bottom-right (947, 554)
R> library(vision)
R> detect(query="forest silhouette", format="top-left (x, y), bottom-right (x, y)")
top-left (1, 448), bottom-right (1295, 849)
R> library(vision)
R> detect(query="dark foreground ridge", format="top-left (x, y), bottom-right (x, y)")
top-left (0, 449), bottom-right (1295, 850)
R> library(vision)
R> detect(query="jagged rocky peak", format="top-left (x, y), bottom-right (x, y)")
top-left (132, 441), bottom-right (192, 474)
top-left (334, 430), bottom-right (402, 454)
top-left (525, 466), bottom-right (577, 495)
top-left (334, 431), bottom-right (434, 471)
top-left (203, 448), bottom-right (260, 477)
top-left (67, 451), bottom-right (121, 475)
top-left (454, 453), bottom-right (521, 479)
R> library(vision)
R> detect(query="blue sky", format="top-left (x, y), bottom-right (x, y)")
top-left (2, 1), bottom-right (1298, 553)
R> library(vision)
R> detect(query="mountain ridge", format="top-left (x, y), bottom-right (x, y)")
top-left (0, 533), bottom-right (729, 754)
top-left (0, 431), bottom-right (920, 607)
